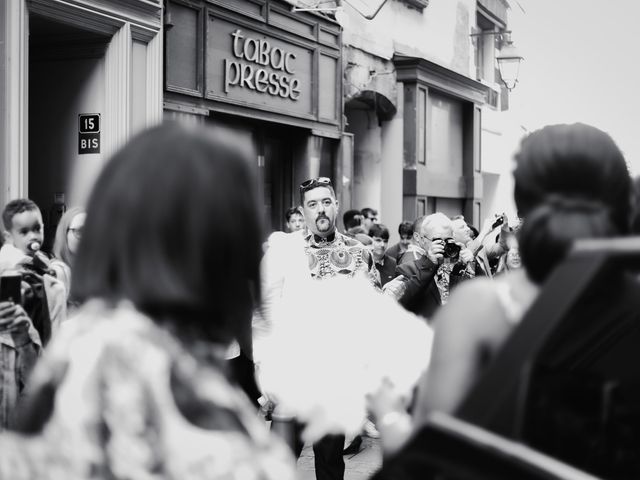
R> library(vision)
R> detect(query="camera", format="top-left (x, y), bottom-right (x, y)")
top-left (491, 215), bottom-right (505, 230)
top-left (443, 241), bottom-right (461, 259)
top-left (0, 272), bottom-right (22, 304)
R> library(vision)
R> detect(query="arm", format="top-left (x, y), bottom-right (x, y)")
top-left (367, 379), bottom-right (414, 458)
top-left (412, 280), bottom-right (500, 425)
top-left (49, 260), bottom-right (71, 300)
top-left (486, 215), bottom-right (511, 262)
top-left (256, 236), bottom-right (286, 329)
top-left (361, 248), bottom-right (382, 289)
top-left (392, 256), bottom-right (439, 307)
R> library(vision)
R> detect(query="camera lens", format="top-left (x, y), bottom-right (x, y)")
top-left (443, 242), bottom-right (461, 259)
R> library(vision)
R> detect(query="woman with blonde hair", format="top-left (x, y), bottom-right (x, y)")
top-left (50, 207), bottom-right (85, 301)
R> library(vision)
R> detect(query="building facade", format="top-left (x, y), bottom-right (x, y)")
top-left (0, 0), bottom-right (163, 245)
top-left (339, 0), bottom-right (516, 240)
top-left (0, 0), bottom-right (518, 240)
top-left (164, 0), bottom-right (344, 232)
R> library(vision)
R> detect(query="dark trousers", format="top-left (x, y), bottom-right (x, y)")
top-left (310, 434), bottom-right (346, 480)
top-left (274, 418), bottom-right (345, 480)
top-left (228, 351), bottom-right (261, 408)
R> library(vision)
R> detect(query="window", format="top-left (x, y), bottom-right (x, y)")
top-left (427, 92), bottom-right (463, 176)
top-left (474, 12), bottom-right (500, 84)
top-left (400, 0), bottom-right (429, 10)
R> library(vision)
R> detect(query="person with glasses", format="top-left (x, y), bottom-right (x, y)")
top-left (51, 207), bottom-right (86, 304)
top-left (360, 207), bottom-right (378, 235)
top-left (384, 212), bottom-right (474, 321)
top-left (257, 176), bottom-right (380, 480)
top-left (299, 178), bottom-right (379, 286)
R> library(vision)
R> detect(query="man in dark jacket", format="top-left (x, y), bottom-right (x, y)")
top-left (369, 224), bottom-right (397, 287)
top-left (384, 213), bottom-right (473, 321)
top-left (385, 221), bottom-right (413, 262)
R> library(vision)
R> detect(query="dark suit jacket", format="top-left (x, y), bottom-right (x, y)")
top-left (375, 254), bottom-right (397, 287)
top-left (395, 251), bottom-right (468, 320)
top-left (386, 242), bottom-right (407, 262)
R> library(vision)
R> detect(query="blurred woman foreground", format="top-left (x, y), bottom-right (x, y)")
top-left (0, 124), bottom-right (295, 479)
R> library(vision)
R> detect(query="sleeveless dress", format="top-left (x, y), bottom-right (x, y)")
top-left (493, 281), bottom-right (528, 325)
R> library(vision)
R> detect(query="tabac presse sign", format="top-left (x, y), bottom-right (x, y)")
top-left (206, 16), bottom-right (313, 118)
top-left (225, 29), bottom-right (301, 101)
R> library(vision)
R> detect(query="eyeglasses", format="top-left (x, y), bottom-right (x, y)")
top-left (426, 237), bottom-right (455, 244)
top-left (67, 227), bottom-right (83, 239)
top-left (299, 177), bottom-right (333, 194)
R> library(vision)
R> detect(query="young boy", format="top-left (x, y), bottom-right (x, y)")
top-left (369, 223), bottom-right (397, 287)
top-left (1, 199), bottom-right (66, 344)
top-left (0, 199), bottom-right (46, 429)
top-left (2, 199), bottom-right (45, 255)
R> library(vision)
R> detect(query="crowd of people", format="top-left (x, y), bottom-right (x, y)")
top-left (0, 121), bottom-right (635, 479)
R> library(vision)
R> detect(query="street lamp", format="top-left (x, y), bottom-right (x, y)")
top-left (496, 32), bottom-right (524, 91)
top-left (470, 29), bottom-right (524, 91)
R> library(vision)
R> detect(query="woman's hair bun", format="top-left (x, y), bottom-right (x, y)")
top-left (542, 193), bottom-right (609, 215)
top-left (519, 197), bottom-right (617, 284)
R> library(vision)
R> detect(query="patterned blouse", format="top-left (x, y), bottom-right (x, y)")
top-left (0, 301), bottom-right (296, 480)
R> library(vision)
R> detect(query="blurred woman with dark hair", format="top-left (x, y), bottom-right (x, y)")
top-left (368, 123), bottom-right (632, 458)
top-left (0, 124), bottom-right (295, 479)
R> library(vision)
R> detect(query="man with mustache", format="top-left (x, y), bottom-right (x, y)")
top-left (257, 177), bottom-right (379, 480)
top-left (299, 177), bottom-right (380, 479)
top-left (300, 178), bottom-right (379, 286)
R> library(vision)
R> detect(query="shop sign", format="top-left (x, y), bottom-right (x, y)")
top-left (225, 30), bottom-right (301, 101)
top-left (206, 16), bottom-right (313, 118)
top-left (78, 113), bottom-right (100, 154)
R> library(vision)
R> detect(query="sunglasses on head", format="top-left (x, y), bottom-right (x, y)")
top-left (299, 177), bottom-right (333, 193)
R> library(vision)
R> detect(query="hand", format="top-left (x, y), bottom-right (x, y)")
top-left (383, 275), bottom-right (407, 301)
top-left (458, 247), bottom-right (474, 265)
top-left (0, 301), bottom-right (30, 332)
top-left (426, 241), bottom-right (445, 264)
top-left (366, 377), bottom-right (407, 423)
top-left (500, 213), bottom-right (509, 232)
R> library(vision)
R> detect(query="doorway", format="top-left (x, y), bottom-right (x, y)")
top-left (28, 14), bottom-right (109, 251)
top-left (207, 113), bottom-right (304, 234)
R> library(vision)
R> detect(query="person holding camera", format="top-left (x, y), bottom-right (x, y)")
top-left (0, 296), bottom-right (41, 430)
top-left (383, 213), bottom-right (473, 321)
top-left (1, 199), bottom-right (66, 345)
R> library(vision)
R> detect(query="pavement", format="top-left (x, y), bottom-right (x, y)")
top-left (297, 436), bottom-right (382, 480)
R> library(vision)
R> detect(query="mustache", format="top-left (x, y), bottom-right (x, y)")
top-left (316, 214), bottom-right (329, 222)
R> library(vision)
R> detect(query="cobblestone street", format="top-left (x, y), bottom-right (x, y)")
top-left (297, 437), bottom-right (382, 480)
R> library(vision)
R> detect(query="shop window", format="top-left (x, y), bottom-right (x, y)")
top-left (430, 197), bottom-right (463, 219)
top-left (417, 87), bottom-right (427, 165)
top-left (474, 202), bottom-right (481, 227)
top-left (474, 12), bottom-right (501, 84)
top-left (427, 92), bottom-right (463, 176)
top-left (417, 198), bottom-right (426, 217)
top-left (165, 1), bottom-right (202, 95)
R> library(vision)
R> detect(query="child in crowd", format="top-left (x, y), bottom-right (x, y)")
top-left (1, 199), bottom-right (66, 343)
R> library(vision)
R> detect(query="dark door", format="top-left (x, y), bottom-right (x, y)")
top-left (257, 127), bottom-right (294, 233)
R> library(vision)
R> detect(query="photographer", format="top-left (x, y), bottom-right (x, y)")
top-left (0, 285), bottom-right (42, 430)
top-left (384, 213), bottom-right (473, 322)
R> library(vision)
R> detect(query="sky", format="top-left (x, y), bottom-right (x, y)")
top-left (507, 0), bottom-right (640, 174)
